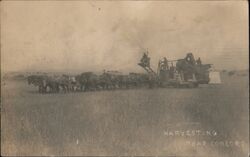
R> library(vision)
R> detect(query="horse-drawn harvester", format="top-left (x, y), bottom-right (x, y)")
top-left (27, 52), bottom-right (212, 93)
top-left (138, 51), bottom-right (211, 88)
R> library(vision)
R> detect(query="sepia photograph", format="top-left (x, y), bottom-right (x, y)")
top-left (1, 1), bottom-right (249, 156)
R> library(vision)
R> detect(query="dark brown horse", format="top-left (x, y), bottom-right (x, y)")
top-left (27, 75), bottom-right (48, 93)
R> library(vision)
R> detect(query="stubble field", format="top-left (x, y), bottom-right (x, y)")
top-left (1, 72), bottom-right (249, 156)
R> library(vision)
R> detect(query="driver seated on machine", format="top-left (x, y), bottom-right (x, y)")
top-left (140, 52), bottom-right (150, 67)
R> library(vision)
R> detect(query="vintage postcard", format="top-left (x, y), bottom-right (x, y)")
top-left (1, 1), bottom-right (249, 156)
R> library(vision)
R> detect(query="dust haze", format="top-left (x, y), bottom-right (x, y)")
top-left (1, 1), bottom-right (248, 73)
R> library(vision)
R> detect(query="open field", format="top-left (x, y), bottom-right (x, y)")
top-left (1, 72), bottom-right (249, 156)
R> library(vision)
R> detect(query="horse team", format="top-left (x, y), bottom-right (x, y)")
top-left (27, 72), bottom-right (151, 93)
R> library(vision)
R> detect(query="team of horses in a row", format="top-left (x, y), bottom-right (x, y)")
top-left (27, 72), bottom-right (153, 93)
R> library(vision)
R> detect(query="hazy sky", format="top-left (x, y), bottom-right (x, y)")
top-left (1, 1), bottom-right (248, 73)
